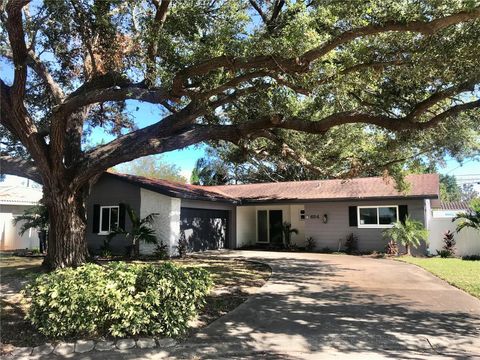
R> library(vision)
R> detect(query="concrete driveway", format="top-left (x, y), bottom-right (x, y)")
top-left (57, 251), bottom-right (480, 359)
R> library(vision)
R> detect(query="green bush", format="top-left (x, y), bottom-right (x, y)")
top-left (23, 262), bottom-right (212, 338)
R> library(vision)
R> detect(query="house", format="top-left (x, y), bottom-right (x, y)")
top-left (427, 200), bottom-right (480, 256)
top-left (86, 172), bottom-right (439, 255)
top-left (0, 185), bottom-right (42, 250)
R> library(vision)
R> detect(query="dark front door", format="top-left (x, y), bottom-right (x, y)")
top-left (269, 210), bottom-right (283, 244)
top-left (180, 208), bottom-right (229, 251)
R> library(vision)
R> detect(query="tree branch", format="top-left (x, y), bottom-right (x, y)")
top-left (171, 7), bottom-right (480, 96)
top-left (73, 95), bottom-right (479, 188)
top-left (249, 0), bottom-right (268, 24)
top-left (53, 84), bottom-right (172, 123)
top-left (5, 0), bottom-right (31, 100)
top-left (260, 130), bottom-right (327, 176)
top-left (0, 155), bottom-right (42, 183)
top-left (146, 0), bottom-right (170, 84)
top-left (26, 50), bottom-right (64, 103)
top-left (407, 78), bottom-right (479, 120)
top-left (301, 7), bottom-right (480, 63)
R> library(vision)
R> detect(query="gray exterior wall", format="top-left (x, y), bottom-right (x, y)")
top-left (304, 199), bottom-right (427, 254)
top-left (86, 175), bottom-right (140, 254)
top-left (180, 199), bottom-right (237, 249)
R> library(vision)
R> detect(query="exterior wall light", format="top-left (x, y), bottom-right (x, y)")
top-left (323, 214), bottom-right (328, 223)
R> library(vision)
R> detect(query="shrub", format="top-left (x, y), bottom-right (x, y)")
top-left (344, 233), bottom-right (358, 254)
top-left (153, 241), bottom-right (169, 260)
top-left (177, 232), bottom-right (188, 258)
top-left (305, 237), bottom-right (315, 251)
top-left (99, 239), bottom-right (112, 258)
top-left (23, 262), bottom-right (212, 338)
top-left (385, 240), bottom-right (398, 256)
top-left (462, 254), bottom-right (480, 261)
top-left (437, 230), bottom-right (455, 258)
top-left (437, 250), bottom-right (452, 258)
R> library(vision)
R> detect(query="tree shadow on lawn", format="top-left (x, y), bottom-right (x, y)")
top-left (155, 256), bottom-right (480, 359)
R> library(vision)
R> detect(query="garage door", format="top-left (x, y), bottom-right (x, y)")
top-left (180, 208), bottom-right (229, 251)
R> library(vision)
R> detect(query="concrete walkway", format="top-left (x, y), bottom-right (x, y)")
top-left (39, 251), bottom-right (480, 359)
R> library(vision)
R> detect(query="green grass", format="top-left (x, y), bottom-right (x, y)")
top-left (398, 256), bottom-right (480, 299)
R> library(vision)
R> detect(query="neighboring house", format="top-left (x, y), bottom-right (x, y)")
top-left (427, 200), bottom-right (480, 256)
top-left (86, 172), bottom-right (439, 255)
top-left (0, 185), bottom-right (42, 250)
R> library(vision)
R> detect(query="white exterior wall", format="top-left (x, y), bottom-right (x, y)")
top-left (0, 204), bottom-right (40, 250)
top-left (140, 188), bottom-right (180, 255)
top-left (235, 204), bottom-right (305, 247)
top-left (428, 210), bottom-right (480, 256)
top-left (289, 204), bottom-right (306, 246)
top-left (236, 206), bottom-right (256, 247)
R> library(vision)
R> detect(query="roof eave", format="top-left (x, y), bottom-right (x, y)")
top-left (239, 194), bottom-right (439, 205)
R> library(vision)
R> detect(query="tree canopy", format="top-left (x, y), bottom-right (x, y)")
top-left (114, 155), bottom-right (187, 183)
top-left (2, 0), bottom-right (480, 184)
top-left (1, 0), bottom-right (479, 268)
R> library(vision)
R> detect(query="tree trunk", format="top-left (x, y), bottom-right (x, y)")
top-left (405, 244), bottom-right (411, 256)
top-left (42, 186), bottom-right (88, 269)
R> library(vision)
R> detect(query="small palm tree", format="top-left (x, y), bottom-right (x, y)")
top-left (107, 204), bottom-right (158, 258)
top-left (281, 222), bottom-right (299, 249)
top-left (383, 216), bottom-right (428, 255)
top-left (13, 205), bottom-right (49, 253)
top-left (453, 200), bottom-right (480, 233)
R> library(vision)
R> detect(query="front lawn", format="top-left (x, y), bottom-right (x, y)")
top-left (398, 256), bottom-right (480, 299)
top-left (0, 254), bottom-right (270, 353)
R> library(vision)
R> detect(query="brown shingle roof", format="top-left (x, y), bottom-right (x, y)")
top-left (430, 200), bottom-right (471, 210)
top-left (108, 172), bottom-right (439, 203)
top-left (105, 172), bottom-right (239, 203)
top-left (207, 174), bottom-right (439, 203)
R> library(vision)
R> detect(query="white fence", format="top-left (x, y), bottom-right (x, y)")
top-left (428, 213), bottom-right (480, 256)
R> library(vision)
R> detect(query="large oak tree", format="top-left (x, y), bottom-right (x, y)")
top-left (1, 0), bottom-right (479, 268)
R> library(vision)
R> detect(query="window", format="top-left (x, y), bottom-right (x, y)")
top-left (99, 206), bottom-right (119, 234)
top-left (358, 206), bottom-right (398, 228)
top-left (256, 210), bottom-right (283, 243)
top-left (300, 209), bottom-right (305, 221)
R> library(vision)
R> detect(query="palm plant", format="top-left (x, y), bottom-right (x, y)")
top-left (13, 205), bottom-right (49, 253)
top-left (281, 222), bottom-right (299, 249)
top-left (453, 201), bottom-right (480, 233)
top-left (107, 204), bottom-right (158, 258)
top-left (382, 216), bottom-right (428, 255)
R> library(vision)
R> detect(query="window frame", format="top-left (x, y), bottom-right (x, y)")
top-left (98, 205), bottom-right (120, 235)
top-left (357, 205), bottom-right (399, 228)
top-left (256, 209), bottom-right (284, 243)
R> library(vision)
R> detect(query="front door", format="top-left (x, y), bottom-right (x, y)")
top-left (269, 210), bottom-right (283, 244)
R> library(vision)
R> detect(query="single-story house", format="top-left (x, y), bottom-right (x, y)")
top-left (427, 200), bottom-right (480, 256)
top-left (86, 172), bottom-right (440, 255)
top-left (0, 185), bottom-right (42, 250)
